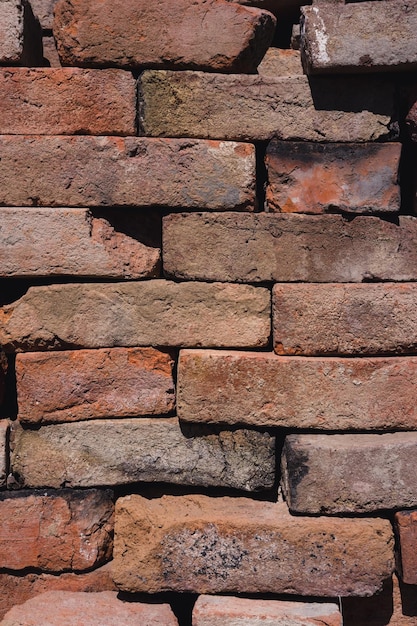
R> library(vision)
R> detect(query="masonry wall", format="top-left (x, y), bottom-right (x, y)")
top-left (0, 0), bottom-right (417, 624)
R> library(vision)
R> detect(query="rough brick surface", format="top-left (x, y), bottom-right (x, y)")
top-left (138, 71), bottom-right (395, 142)
top-left (193, 595), bottom-right (342, 626)
top-left (0, 351), bottom-right (7, 405)
top-left (273, 283), bottom-right (417, 355)
top-left (395, 511), bottom-right (417, 585)
top-left (0, 564), bottom-right (116, 620)
top-left (16, 348), bottom-right (175, 424)
top-left (11, 418), bottom-right (275, 491)
top-left (0, 68), bottom-right (135, 135)
top-left (0, 136), bottom-right (255, 209)
top-left (177, 350), bottom-right (417, 430)
top-left (301, 1), bottom-right (417, 74)
top-left (1, 591), bottom-right (179, 626)
top-left (0, 281), bottom-right (270, 352)
top-left (163, 213), bottom-right (417, 283)
top-left (257, 47), bottom-right (303, 76)
top-left (0, 208), bottom-right (160, 279)
top-left (265, 141), bottom-right (401, 214)
top-left (0, 490), bottom-right (113, 571)
top-left (0, 0), bottom-right (24, 63)
top-left (30, 0), bottom-right (57, 28)
top-left (0, 420), bottom-right (9, 488)
top-left (281, 433), bottom-right (417, 514)
top-left (113, 495), bottom-right (394, 596)
top-left (230, 0), bottom-right (306, 14)
top-left (53, 0), bottom-right (275, 72)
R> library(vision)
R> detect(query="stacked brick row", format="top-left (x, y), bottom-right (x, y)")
top-left (0, 0), bottom-right (417, 624)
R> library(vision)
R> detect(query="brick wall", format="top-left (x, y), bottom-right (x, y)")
top-left (0, 0), bottom-right (417, 624)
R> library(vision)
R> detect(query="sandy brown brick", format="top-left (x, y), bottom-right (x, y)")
top-left (1, 591), bottom-right (179, 626)
top-left (395, 511), bottom-right (417, 585)
top-left (301, 1), bottom-right (417, 74)
top-left (177, 350), bottom-right (417, 431)
top-left (281, 433), bottom-right (417, 514)
top-left (53, 0), bottom-right (275, 72)
top-left (265, 141), bottom-right (401, 214)
top-left (0, 564), bottom-right (116, 620)
top-left (42, 34), bottom-right (61, 66)
top-left (113, 494), bottom-right (394, 596)
top-left (0, 208), bottom-right (160, 279)
top-left (273, 283), bottom-right (417, 356)
top-left (16, 348), bottom-right (174, 424)
top-left (0, 490), bottom-right (113, 571)
top-left (0, 136), bottom-right (254, 209)
top-left (30, 0), bottom-right (57, 29)
top-left (0, 281), bottom-right (270, 352)
top-left (138, 70), bottom-right (395, 142)
top-left (257, 48), bottom-right (303, 77)
top-left (0, 68), bottom-right (135, 135)
top-left (193, 595), bottom-right (342, 626)
top-left (11, 418), bottom-right (275, 491)
top-left (0, 0), bottom-right (25, 63)
top-left (163, 213), bottom-right (417, 283)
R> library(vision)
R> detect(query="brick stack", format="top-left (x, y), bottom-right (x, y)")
top-left (0, 0), bottom-right (417, 624)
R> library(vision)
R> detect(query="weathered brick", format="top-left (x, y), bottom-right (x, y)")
top-left (301, 1), bottom-right (417, 74)
top-left (113, 494), bottom-right (394, 596)
top-left (395, 511), bottom-right (417, 585)
top-left (53, 0), bottom-right (275, 72)
top-left (0, 564), bottom-right (116, 620)
top-left (1, 591), bottom-right (179, 626)
top-left (281, 433), bottom-right (417, 514)
top-left (138, 71), bottom-right (395, 142)
top-left (42, 35), bottom-right (61, 66)
top-left (177, 350), bottom-right (417, 431)
top-left (230, 0), bottom-right (306, 14)
top-left (0, 0), bottom-right (43, 65)
top-left (0, 420), bottom-right (9, 487)
top-left (0, 490), bottom-right (113, 571)
top-left (0, 351), bottom-right (7, 405)
top-left (11, 418), bottom-right (275, 491)
top-left (273, 283), bottom-right (417, 356)
top-left (265, 141), bottom-right (401, 214)
top-left (16, 348), bottom-right (174, 424)
top-left (163, 213), bottom-right (417, 283)
top-left (0, 136), bottom-right (255, 209)
top-left (0, 281), bottom-right (270, 352)
top-left (0, 208), bottom-right (160, 279)
top-left (0, 68), bottom-right (136, 135)
top-left (30, 0), bottom-right (57, 29)
top-left (193, 595), bottom-right (342, 626)
top-left (257, 48), bottom-right (303, 77)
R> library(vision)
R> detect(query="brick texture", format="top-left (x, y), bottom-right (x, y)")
top-left (113, 494), bottom-right (394, 596)
top-left (0, 0), bottom-right (25, 63)
top-left (395, 511), bottom-right (417, 585)
top-left (16, 348), bottom-right (175, 423)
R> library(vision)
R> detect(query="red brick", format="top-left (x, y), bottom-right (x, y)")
top-left (0, 208), bottom-right (160, 279)
top-left (1, 591), bottom-right (179, 626)
top-left (265, 141), bottom-right (400, 214)
top-left (273, 283), bottom-right (417, 355)
top-left (193, 595), bottom-right (342, 626)
top-left (177, 350), bottom-right (417, 430)
top-left (0, 136), bottom-right (255, 210)
top-left (113, 494), bottom-right (394, 596)
top-left (53, 0), bottom-right (275, 72)
top-left (395, 511), bottom-right (417, 585)
top-left (0, 490), bottom-right (113, 572)
top-left (0, 564), bottom-right (116, 620)
top-left (0, 68), bottom-right (135, 135)
top-left (16, 348), bottom-right (174, 424)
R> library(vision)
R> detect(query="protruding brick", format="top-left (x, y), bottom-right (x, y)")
top-left (281, 433), bottom-right (417, 514)
top-left (0, 281), bottom-right (270, 352)
top-left (257, 48), bottom-right (303, 77)
top-left (0, 564), bottom-right (116, 620)
top-left (395, 511), bottom-right (417, 585)
top-left (230, 0), bottom-right (307, 14)
top-left (0, 208), bottom-right (160, 279)
top-left (193, 595), bottom-right (342, 626)
top-left (0, 0), bottom-right (42, 65)
top-left (30, 0), bottom-right (57, 29)
top-left (0, 68), bottom-right (136, 135)
top-left (0, 136), bottom-right (255, 209)
top-left (163, 213), bottom-right (417, 283)
top-left (16, 348), bottom-right (174, 424)
top-left (177, 350), bottom-right (417, 430)
top-left (53, 0), bottom-right (275, 72)
top-left (273, 283), bottom-right (417, 355)
top-left (138, 71), bottom-right (395, 142)
top-left (1, 591), bottom-right (179, 626)
top-left (11, 418), bottom-right (275, 491)
top-left (113, 494), bottom-right (394, 596)
top-left (301, 2), bottom-right (417, 74)
top-left (265, 141), bottom-right (401, 214)
top-left (0, 490), bottom-right (113, 571)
